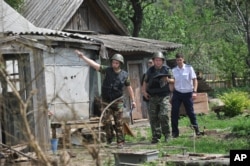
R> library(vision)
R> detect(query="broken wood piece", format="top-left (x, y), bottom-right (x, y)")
top-left (123, 123), bottom-right (135, 137)
top-left (10, 144), bottom-right (28, 152)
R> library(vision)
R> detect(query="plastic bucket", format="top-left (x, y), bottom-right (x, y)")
top-left (50, 138), bottom-right (58, 154)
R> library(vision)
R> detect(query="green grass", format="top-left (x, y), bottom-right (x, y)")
top-left (126, 112), bottom-right (250, 155)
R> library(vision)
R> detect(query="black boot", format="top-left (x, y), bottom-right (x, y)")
top-left (192, 125), bottom-right (201, 136)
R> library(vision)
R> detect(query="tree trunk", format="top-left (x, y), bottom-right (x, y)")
top-left (130, 0), bottom-right (143, 37)
top-left (245, 2), bottom-right (250, 68)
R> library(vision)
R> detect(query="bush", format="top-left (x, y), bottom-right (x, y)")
top-left (218, 90), bottom-right (250, 117)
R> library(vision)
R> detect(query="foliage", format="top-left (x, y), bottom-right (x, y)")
top-left (214, 0), bottom-right (250, 68)
top-left (210, 86), bottom-right (250, 98)
top-left (4, 0), bottom-right (24, 10)
top-left (218, 90), bottom-right (250, 117)
top-left (106, 0), bottom-right (250, 82)
top-left (105, 0), bottom-right (156, 37)
top-left (210, 37), bottom-right (248, 80)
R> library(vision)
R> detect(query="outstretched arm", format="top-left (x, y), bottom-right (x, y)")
top-left (75, 50), bottom-right (100, 71)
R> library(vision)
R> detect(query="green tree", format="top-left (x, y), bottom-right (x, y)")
top-left (214, 0), bottom-right (250, 68)
top-left (106, 0), bottom-right (156, 37)
top-left (142, 0), bottom-right (248, 82)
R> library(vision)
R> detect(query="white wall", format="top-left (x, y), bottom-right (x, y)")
top-left (44, 48), bottom-right (91, 121)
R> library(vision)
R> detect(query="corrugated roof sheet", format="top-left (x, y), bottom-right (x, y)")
top-left (5, 32), bottom-right (182, 54)
top-left (87, 34), bottom-right (182, 53)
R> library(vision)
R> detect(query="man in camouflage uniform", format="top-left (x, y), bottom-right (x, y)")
top-left (142, 52), bottom-right (171, 143)
top-left (75, 50), bottom-right (136, 148)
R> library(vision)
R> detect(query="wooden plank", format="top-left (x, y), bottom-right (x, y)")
top-left (123, 123), bottom-right (135, 137)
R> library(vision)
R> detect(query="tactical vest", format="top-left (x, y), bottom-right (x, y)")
top-left (146, 66), bottom-right (170, 96)
top-left (102, 67), bottom-right (128, 102)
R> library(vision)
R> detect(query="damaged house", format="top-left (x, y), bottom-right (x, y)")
top-left (0, 0), bottom-right (181, 148)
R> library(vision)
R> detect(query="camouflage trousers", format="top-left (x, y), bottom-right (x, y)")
top-left (148, 95), bottom-right (170, 140)
top-left (101, 100), bottom-right (124, 143)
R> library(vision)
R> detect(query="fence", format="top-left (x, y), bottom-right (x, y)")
top-left (202, 73), bottom-right (250, 89)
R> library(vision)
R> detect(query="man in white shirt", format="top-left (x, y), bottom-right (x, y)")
top-left (171, 53), bottom-right (201, 138)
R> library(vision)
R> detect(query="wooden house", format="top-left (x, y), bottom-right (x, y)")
top-left (0, 0), bottom-right (181, 147)
top-left (21, 0), bottom-right (181, 120)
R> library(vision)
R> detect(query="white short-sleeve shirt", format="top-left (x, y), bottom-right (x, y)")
top-left (172, 64), bottom-right (196, 93)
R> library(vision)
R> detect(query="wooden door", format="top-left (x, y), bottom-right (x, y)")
top-left (127, 61), bottom-right (147, 119)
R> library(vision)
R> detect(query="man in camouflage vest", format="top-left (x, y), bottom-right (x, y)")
top-left (75, 50), bottom-right (136, 148)
top-left (142, 52), bottom-right (171, 143)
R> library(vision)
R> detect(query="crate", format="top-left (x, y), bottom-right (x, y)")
top-left (180, 93), bottom-right (209, 115)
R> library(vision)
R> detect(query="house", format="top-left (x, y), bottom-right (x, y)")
top-left (20, 0), bottom-right (181, 120)
top-left (0, 0), bottom-right (181, 147)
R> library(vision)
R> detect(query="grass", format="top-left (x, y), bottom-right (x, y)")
top-left (125, 112), bottom-right (250, 156)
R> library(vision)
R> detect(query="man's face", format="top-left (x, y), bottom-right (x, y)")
top-left (176, 57), bottom-right (184, 66)
top-left (153, 57), bottom-right (164, 69)
top-left (111, 60), bottom-right (121, 69)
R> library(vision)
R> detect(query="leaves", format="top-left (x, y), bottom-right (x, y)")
top-left (219, 90), bottom-right (250, 117)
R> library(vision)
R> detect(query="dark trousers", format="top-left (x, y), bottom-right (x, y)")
top-left (171, 90), bottom-right (198, 136)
